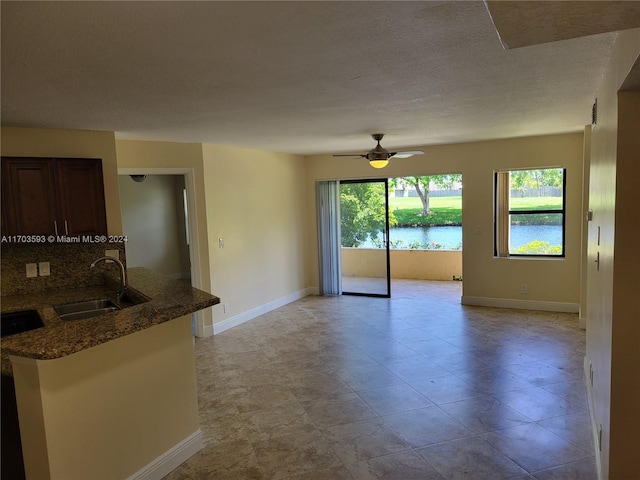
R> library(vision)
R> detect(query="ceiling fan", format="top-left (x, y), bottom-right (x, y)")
top-left (333, 134), bottom-right (424, 169)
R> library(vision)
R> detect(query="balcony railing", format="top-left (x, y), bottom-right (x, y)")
top-left (341, 248), bottom-right (462, 281)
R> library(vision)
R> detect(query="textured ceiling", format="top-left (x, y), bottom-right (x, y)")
top-left (486, 1), bottom-right (640, 49)
top-left (1, 1), bottom-right (637, 155)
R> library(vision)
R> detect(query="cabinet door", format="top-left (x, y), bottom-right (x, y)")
top-left (1, 157), bottom-right (58, 235)
top-left (55, 158), bottom-right (108, 236)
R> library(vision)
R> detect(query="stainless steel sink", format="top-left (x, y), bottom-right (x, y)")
top-left (54, 299), bottom-right (121, 321)
top-left (1, 309), bottom-right (45, 336)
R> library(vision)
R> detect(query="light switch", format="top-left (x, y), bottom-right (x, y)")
top-left (39, 262), bottom-right (50, 276)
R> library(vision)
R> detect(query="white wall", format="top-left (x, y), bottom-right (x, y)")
top-left (201, 144), bottom-right (309, 328)
top-left (585, 28), bottom-right (640, 479)
top-left (119, 174), bottom-right (190, 279)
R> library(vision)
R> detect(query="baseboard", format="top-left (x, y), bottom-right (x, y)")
top-left (584, 357), bottom-right (603, 480)
top-left (127, 430), bottom-right (203, 480)
top-left (579, 315), bottom-right (587, 330)
top-left (461, 296), bottom-right (579, 313)
top-left (213, 287), bottom-right (318, 334)
top-left (202, 323), bottom-right (214, 337)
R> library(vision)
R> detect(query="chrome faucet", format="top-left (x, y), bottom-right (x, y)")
top-left (90, 256), bottom-right (128, 301)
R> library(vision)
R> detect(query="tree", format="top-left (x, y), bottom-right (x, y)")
top-left (516, 240), bottom-right (562, 255)
top-left (509, 170), bottom-right (533, 195)
top-left (395, 174), bottom-right (462, 216)
top-left (340, 183), bottom-right (396, 247)
top-left (510, 169), bottom-right (563, 196)
top-left (540, 168), bottom-right (563, 187)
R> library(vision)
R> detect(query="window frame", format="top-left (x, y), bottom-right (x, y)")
top-left (494, 167), bottom-right (566, 258)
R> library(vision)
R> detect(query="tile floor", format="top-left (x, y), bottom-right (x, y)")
top-left (165, 280), bottom-right (597, 480)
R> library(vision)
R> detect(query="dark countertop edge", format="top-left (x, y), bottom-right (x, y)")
top-left (1, 267), bottom-right (219, 372)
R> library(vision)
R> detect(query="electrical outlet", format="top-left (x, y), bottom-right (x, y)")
top-left (105, 249), bottom-right (119, 263)
top-left (218, 238), bottom-right (224, 249)
top-left (520, 284), bottom-right (529, 294)
top-left (26, 263), bottom-right (38, 278)
top-left (39, 262), bottom-right (50, 276)
top-left (223, 303), bottom-right (229, 313)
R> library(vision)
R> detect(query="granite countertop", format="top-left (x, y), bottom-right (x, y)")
top-left (1, 267), bottom-right (219, 375)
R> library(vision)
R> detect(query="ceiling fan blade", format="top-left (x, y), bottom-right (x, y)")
top-left (332, 135), bottom-right (422, 163)
top-left (391, 150), bottom-right (424, 159)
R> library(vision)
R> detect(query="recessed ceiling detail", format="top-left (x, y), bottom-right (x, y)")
top-left (485, 0), bottom-right (640, 49)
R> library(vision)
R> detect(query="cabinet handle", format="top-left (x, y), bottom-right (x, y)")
top-left (54, 221), bottom-right (58, 236)
top-left (64, 220), bottom-right (69, 236)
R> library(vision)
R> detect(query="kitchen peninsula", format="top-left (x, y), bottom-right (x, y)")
top-left (1, 262), bottom-right (219, 480)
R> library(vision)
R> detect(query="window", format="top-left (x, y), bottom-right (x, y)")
top-left (494, 168), bottom-right (566, 257)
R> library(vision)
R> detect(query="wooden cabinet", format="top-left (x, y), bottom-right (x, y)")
top-left (1, 158), bottom-right (57, 236)
top-left (1, 157), bottom-right (107, 236)
top-left (51, 159), bottom-right (108, 236)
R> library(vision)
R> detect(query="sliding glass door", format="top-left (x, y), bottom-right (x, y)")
top-left (340, 179), bottom-right (391, 297)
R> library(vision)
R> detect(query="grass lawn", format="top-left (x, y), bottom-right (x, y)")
top-left (389, 196), bottom-right (462, 226)
top-left (509, 197), bottom-right (563, 210)
top-left (388, 195), bottom-right (562, 227)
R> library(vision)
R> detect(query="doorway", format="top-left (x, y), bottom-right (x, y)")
top-left (316, 179), bottom-right (391, 298)
top-left (318, 175), bottom-right (463, 299)
top-left (118, 167), bottom-right (205, 336)
top-left (118, 174), bottom-right (191, 282)
top-left (340, 179), bottom-right (391, 297)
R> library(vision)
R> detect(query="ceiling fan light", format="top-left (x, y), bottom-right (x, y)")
top-left (369, 159), bottom-right (389, 169)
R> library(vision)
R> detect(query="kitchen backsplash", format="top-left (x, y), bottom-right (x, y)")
top-left (1, 242), bottom-right (127, 296)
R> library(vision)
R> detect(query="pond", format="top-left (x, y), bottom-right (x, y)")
top-left (510, 224), bottom-right (563, 250)
top-left (360, 225), bottom-right (563, 250)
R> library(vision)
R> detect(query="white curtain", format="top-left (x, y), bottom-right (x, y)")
top-left (316, 181), bottom-right (341, 295)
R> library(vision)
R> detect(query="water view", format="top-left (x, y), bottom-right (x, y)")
top-left (390, 226), bottom-right (461, 249)
top-left (510, 224), bottom-right (562, 250)
top-left (361, 224), bottom-right (562, 250)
